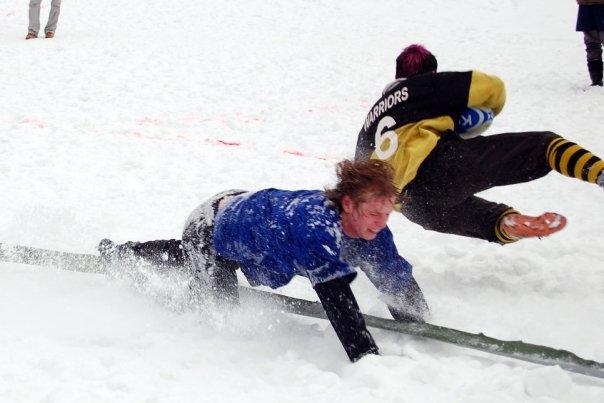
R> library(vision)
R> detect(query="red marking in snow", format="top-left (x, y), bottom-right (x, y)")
top-left (131, 131), bottom-right (164, 140)
top-left (182, 113), bottom-right (264, 126)
top-left (283, 150), bottom-right (327, 161)
top-left (21, 118), bottom-right (47, 128)
top-left (138, 117), bottom-right (161, 125)
top-left (306, 105), bottom-right (342, 113)
top-left (217, 139), bottom-right (241, 146)
top-left (203, 138), bottom-right (241, 147)
top-left (126, 130), bottom-right (333, 161)
top-left (284, 149), bottom-right (305, 156)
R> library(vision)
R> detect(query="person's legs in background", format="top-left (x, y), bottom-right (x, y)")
top-left (44, 0), bottom-right (61, 37)
top-left (583, 30), bottom-right (603, 86)
top-left (27, 0), bottom-right (42, 39)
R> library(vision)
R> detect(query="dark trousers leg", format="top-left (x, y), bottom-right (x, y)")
top-left (404, 194), bottom-right (513, 242)
top-left (117, 239), bottom-right (187, 269)
top-left (314, 276), bottom-right (379, 362)
top-left (182, 192), bottom-right (244, 307)
top-left (403, 131), bottom-right (557, 242)
top-left (209, 256), bottom-right (240, 305)
top-left (583, 31), bottom-right (604, 85)
top-left (183, 232), bottom-right (240, 307)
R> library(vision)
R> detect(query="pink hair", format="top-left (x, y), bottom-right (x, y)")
top-left (395, 44), bottom-right (435, 78)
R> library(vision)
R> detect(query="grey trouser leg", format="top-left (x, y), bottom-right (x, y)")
top-left (583, 31), bottom-right (604, 62)
top-left (28, 0), bottom-right (41, 34)
top-left (28, 0), bottom-right (61, 34)
top-left (45, 0), bottom-right (61, 33)
top-left (182, 189), bottom-right (246, 306)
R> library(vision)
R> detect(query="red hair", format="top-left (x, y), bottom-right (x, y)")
top-left (325, 159), bottom-right (397, 212)
top-left (395, 44), bottom-right (437, 79)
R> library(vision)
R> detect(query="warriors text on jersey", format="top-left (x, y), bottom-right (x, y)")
top-left (355, 70), bottom-right (506, 195)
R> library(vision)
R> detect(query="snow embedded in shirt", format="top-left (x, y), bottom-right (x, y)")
top-left (212, 189), bottom-right (355, 288)
top-left (340, 227), bottom-right (414, 303)
top-left (285, 196), bottom-right (343, 256)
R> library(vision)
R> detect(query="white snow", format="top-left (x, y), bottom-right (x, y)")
top-left (1, 0), bottom-right (603, 401)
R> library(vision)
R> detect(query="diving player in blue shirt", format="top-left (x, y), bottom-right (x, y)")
top-left (99, 159), bottom-right (428, 362)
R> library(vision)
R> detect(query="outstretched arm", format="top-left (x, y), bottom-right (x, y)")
top-left (344, 228), bottom-right (429, 323)
top-left (314, 274), bottom-right (379, 362)
top-left (386, 276), bottom-right (429, 323)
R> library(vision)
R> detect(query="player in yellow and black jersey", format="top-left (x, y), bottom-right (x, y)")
top-left (356, 44), bottom-right (604, 244)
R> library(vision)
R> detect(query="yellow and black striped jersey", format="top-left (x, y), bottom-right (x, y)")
top-left (355, 70), bottom-right (506, 195)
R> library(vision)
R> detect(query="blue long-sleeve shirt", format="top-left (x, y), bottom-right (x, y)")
top-left (212, 189), bottom-right (413, 299)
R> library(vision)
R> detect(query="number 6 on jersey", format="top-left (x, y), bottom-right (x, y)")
top-left (374, 115), bottom-right (398, 160)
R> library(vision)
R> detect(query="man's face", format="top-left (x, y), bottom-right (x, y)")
top-left (340, 193), bottom-right (395, 240)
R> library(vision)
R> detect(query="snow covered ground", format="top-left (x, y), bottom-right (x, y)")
top-left (1, 0), bottom-right (603, 401)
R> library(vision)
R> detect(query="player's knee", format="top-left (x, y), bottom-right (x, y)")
top-left (539, 131), bottom-right (560, 142)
